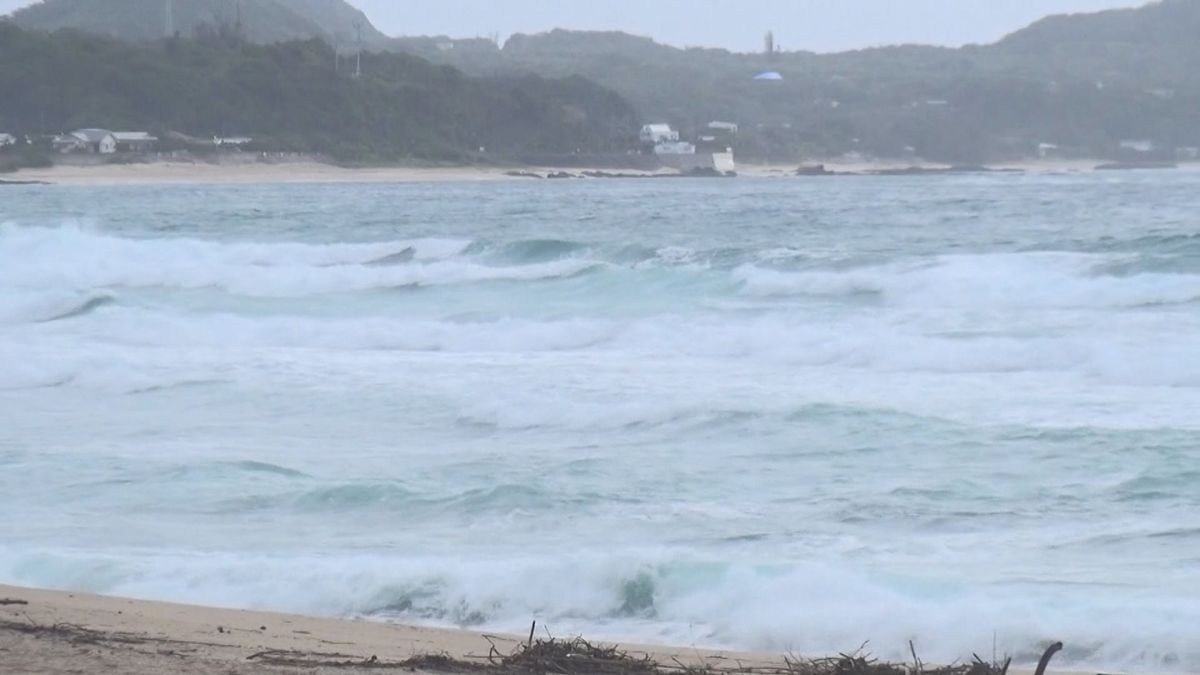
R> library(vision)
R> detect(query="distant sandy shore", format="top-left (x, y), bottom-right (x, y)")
top-left (0, 584), bottom-right (1094, 675)
top-left (6, 161), bottom-right (527, 186)
top-left (5, 157), bottom-right (1179, 187)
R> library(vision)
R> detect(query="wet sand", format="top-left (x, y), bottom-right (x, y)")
top-left (0, 584), bottom-right (1099, 675)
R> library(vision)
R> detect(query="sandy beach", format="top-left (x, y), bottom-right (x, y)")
top-left (0, 584), bottom-right (1095, 675)
top-left (0, 584), bottom-right (791, 675)
top-left (2, 157), bottom-right (1158, 187)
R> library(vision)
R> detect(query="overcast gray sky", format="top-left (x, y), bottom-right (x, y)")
top-left (0, 0), bottom-right (1151, 52)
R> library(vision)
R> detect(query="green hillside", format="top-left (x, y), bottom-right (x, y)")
top-left (408, 0), bottom-right (1200, 163)
top-left (10, 0), bottom-right (1200, 163)
top-left (0, 23), bottom-right (639, 163)
top-left (9, 0), bottom-right (387, 47)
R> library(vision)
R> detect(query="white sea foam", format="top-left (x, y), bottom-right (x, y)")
top-left (1, 547), bottom-right (1195, 672)
top-left (4, 176), bottom-right (1200, 674)
top-left (734, 254), bottom-right (1200, 309)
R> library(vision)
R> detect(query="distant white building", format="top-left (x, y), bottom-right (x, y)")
top-left (113, 131), bottom-right (158, 153)
top-left (0, 133), bottom-right (16, 147)
top-left (1038, 142), bottom-right (1061, 158)
top-left (52, 135), bottom-right (87, 153)
top-left (708, 121), bottom-right (739, 134)
top-left (754, 71), bottom-right (783, 81)
top-left (214, 136), bottom-right (254, 147)
top-left (58, 129), bottom-right (117, 154)
top-left (1120, 139), bottom-right (1156, 153)
top-left (640, 124), bottom-right (678, 145)
top-left (654, 141), bottom-right (696, 155)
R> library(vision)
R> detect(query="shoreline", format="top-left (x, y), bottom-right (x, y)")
top-left (4, 158), bottom-right (1190, 186)
top-left (0, 583), bottom-right (787, 674)
top-left (0, 584), bottom-right (1093, 675)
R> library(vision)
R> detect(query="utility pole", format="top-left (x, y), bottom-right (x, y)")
top-left (353, 20), bottom-right (364, 79)
top-left (164, 0), bottom-right (174, 38)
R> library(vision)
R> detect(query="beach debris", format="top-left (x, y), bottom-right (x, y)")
top-left (495, 636), bottom-right (659, 675)
top-left (1032, 642), bottom-right (1063, 675)
top-left (0, 613), bottom-right (1054, 675)
top-left (0, 598), bottom-right (30, 605)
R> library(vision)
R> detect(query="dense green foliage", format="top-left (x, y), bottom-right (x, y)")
top-left (11, 0), bottom-right (1200, 162)
top-left (11, 0), bottom-right (387, 47)
top-left (0, 141), bottom-right (52, 173)
top-left (0, 23), bottom-right (639, 162)
top-left (405, 0), bottom-right (1200, 162)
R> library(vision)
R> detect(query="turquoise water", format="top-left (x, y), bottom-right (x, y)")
top-left (1, 173), bottom-right (1199, 671)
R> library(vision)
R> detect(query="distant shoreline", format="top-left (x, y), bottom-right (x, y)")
top-left (5, 158), bottom-right (1191, 186)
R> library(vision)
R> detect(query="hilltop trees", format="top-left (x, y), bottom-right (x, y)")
top-left (0, 24), bottom-right (640, 163)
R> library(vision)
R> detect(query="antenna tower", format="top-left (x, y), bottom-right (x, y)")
top-left (353, 20), bottom-right (364, 79)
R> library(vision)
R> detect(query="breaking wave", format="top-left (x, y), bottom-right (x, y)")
top-left (5, 173), bottom-right (1200, 675)
top-left (0, 547), bottom-right (1195, 672)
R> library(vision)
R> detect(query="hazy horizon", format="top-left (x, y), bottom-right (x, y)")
top-left (0, 0), bottom-right (1151, 52)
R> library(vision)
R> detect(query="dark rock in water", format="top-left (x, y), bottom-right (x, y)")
top-left (1095, 161), bottom-right (1178, 171)
top-left (365, 247), bottom-right (416, 267)
top-left (505, 171), bottom-right (543, 179)
top-left (546, 171), bottom-right (577, 179)
top-left (870, 165), bottom-right (1021, 176)
top-left (795, 164), bottom-right (833, 176)
top-left (680, 167), bottom-right (731, 178)
top-left (0, 179), bottom-right (48, 185)
top-left (580, 170), bottom-right (658, 178)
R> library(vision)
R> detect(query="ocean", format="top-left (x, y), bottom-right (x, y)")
top-left (1, 173), bottom-right (1198, 672)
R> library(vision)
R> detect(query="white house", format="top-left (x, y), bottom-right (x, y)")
top-left (1037, 142), bottom-right (1061, 158)
top-left (52, 134), bottom-right (88, 153)
top-left (708, 121), bottom-right (739, 134)
top-left (66, 129), bottom-right (118, 154)
top-left (213, 136), bottom-right (254, 147)
top-left (113, 131), bottom-right (158, 152)
top-left (640, 124), bottom-right (678, 145)
top-left (653, 141), bottom-right (696, 156)
top-left (1120, 139), bottom-right (1156, 154)
top-left (0, 133), bottom-right (16, 147)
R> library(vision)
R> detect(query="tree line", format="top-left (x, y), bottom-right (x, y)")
top-left (0, 22), bottom-right (641, 165)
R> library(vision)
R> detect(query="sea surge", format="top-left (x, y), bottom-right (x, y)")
top-left (2, 175), bottom-right (1199, 672)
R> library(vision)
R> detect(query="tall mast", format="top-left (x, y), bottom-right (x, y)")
top-left (354, 20), bottom-right (364, 79)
